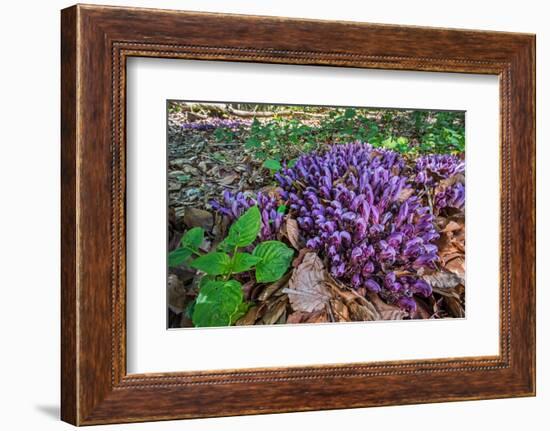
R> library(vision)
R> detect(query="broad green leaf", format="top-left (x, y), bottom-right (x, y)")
top-left (192, 279), bottom-right (244, 327)
top-left (216, 239), bottom-right (232, 252)
top-left (263, 158), bottom-right (282, 172)
top-left (179, 227), bottom-right (204, 251)
top-left (226, 206), bottom-right (261, 247)
top-left (232, 252), bottom-right (262, 273)
top-left (277, 204), bottom-right (287, 214)
top-left (191, 252), bottom-right (231, 275)
top-left (168, 247), bottom-right (192, 267)
top-left (230, 301), bottom-right (250, 324)
top-left (253, 240), bottom-right (294, 283)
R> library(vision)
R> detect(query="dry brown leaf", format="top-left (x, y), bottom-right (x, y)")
top-left (442, 220), bottom-right (461, 233)
top-left (423, 271), bottom-right (463, 289)
top-left (445, 295), bottom-right (465, 318)
top-left (366, 292), bottom-right (408, 320)
top-left (409, 298), bottom-right (432, 319)
top-left (287, 311), bottom-right (308, 324)
top-left (396, 187), bottom-right (415, 203)
top-left (261, 298), bottom-right (288, 325)
top-left (257, 272), bottom-right (292, 302)
top-left (330, 299), bottom-right (350, 322)
top-left (284, 218), bottom-right (301, 250)
top-left (292, 247), bottom-right (312, 268)
top-left (445, 256), bottom-right (465, 279)
top-left (167, 274), bottom-right (186, 314)
top-left (348, 301), bottom-right (380, 321)
top-left (285, 253), bottom-right (331, 313)
top-left (218, 172), bottom-right (238, 185)
top-left (304, 310), bottom-right (329, 324)
top-left (183, 208), bottom-right (213, 231)
top-left (437, 173), bottom-right (465, 192)
top-left (235, 306), bottom-right (261, 326)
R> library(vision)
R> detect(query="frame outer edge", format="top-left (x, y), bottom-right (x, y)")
top-left (60, 4), bottom-right (536, 425)
top-left (61, 5), bottom-right (79, 426)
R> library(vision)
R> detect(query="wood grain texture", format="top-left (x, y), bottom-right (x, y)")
top-left (60, 4), bottom-right (536, 425)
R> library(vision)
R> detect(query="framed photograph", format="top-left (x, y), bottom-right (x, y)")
top-left (61, 4), bottom-right (535, 425)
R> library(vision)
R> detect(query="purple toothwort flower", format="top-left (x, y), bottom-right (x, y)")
top-left (415, 154), bottom-right (465, 213)
top-left (210, 191), bottom-right (283, 241)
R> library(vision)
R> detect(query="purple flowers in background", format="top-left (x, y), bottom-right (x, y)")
top-left (181, 119), bottom-right (252, 132)
top-left (276, 142), bottom-right (438, 311)
top-left (210, 191), bottom-right (283, 241)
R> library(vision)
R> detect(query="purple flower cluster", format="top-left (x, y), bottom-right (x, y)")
top-left (415, 154), bottom-right (465, 185)
top-left (181, 118), bottom-right (251, 132)
top-left (435, 182), bottom-right (465, 212)
top-left (415, 154), bottom-right (465, 213)
top-left (276, 142), bottom-right (438, 312)
top-left (210, 191), bottom-right (283, 241)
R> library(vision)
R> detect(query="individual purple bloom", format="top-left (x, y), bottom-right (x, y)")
top-left (397, 297), bottom-right (417, 313)
top-left (365, 278), bottom-right (381, 293)
top-left (411, 279), bottom-right (432, 297)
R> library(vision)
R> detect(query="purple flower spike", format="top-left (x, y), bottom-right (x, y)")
top-left (210, 191), bottom-right (283, 241)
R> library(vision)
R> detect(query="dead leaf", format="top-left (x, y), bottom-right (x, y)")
top-left (330, 299), bottom-right (350, 322)
top-left (235, 306), bottom-right (261, 326)
top-left (261, 298), bottom-right (288, 325)
top-left (292, 248), bottom-right (313, 268)
top-left (257, 272), bottom-right (292, 302)
top-left (304, 310), bottom-right (329, 323)
top-left (283, 218), bottom-right (301, 250)
top-left (445, 256), bottom-right (465, 279)
top-left (445, 294), bottom-right (465, 318)
top-left (284, 253), bottom-right (332, 313)
top-left (287, 311), bottom-right (308, 324)
top-left (438, 173), bottom-right (465, 190)
top-left (183, 208), bottom-right (213, 231)
top-left (167, 274), bottom-right (186, 314)
top-left (348, 301), bottom-right (380, 321)
top-left (396, 187), bottom-right (415, 203)
top-left (423, 271), bottom-right (463, 289)
top-left (218, 172), bottom-right (238, 186)
top-left (442, 220), bottom-right (461, 233)
top-left (366, 292), bottom-right (407, 320)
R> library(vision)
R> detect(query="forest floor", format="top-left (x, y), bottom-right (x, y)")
top-left (167, 104), bottom-right (465, 328)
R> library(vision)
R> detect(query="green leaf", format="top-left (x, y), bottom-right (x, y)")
top-left (192, 279), bottom-right (244, 327)
top-left (287, 158), bottom-right (298, 168)
top-left (262, 159), bottom-right (283, 172)
top-left (230, 301), bottom-right (250, 324)
top-left (179, 227), bottom-right (204, 251)
top-left (277, 204), bottom-right (287, 214)
top-left (191, 252), bottom-right (231, 275)
top-left (232, 252), bottom-right (262, 273)
top-left (253, 240), bottom-right (294, 283)
top-left (226, 206), bottom-right (261, 247)
top-left (168, 247), bottom-right (192, 267)
top-left (177, 174), bottom-right (191, 183)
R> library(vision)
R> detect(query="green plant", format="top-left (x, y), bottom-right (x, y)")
top-left (168, 206), bottom-right (294, 327)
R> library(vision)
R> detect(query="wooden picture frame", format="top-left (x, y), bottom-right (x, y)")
top-left (61, 4), bottom-right (536, 425)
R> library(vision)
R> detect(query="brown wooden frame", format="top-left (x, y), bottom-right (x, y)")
top-left (61, 4), bottom-right (536, 426)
